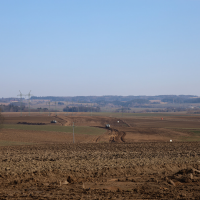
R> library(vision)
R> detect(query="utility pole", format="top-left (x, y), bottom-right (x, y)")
top-left (65, 101), bottom-right (68, 116)
top-left (73, 122), bottom-right (75, 143)
top-left (55, 101), bottom-right (57, 116)
top-left (91, 103), bottom-right (92, 116)
top-left (27, 90), bottom-right (33, 116)
top-left (48, 101), bottom-right (51, 116)
top-left (17, 90), bottom-right (26, 117)
top-left (72, 101), bottom-right (73, 116)
top-left (122, 106), bottom-right (123, 117)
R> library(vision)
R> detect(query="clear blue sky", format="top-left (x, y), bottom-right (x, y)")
top-left (1, 0), bottom-right (200, 98)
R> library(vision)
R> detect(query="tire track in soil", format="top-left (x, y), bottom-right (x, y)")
top-left (54, 116), bottom-right (68, 126)
top-left (108, 128), bottom-right (126, 143)
top-left (94, 127), bottom-right (126, 143)
top-left (94, 128), bottom-right (109, 143)
top-left (53, 116), bottom-right (127, 143)
top-left (121, 131), bottom-right (126, 142)
top-left (120, 119), bottom-right (131, 127)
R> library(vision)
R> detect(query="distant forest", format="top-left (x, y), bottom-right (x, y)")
top-left (63, 106), bottom-right (101, 112)
top-left (30, 95), bottom-right (199, 104)
top-left (1, 104), bottom-right (23, 112)
top-left (1, 95), bottom-right (200, 110)
top-left (0, 104), bottom-right (50, 112)
top-left (1, 94), bottom-right (200, 113)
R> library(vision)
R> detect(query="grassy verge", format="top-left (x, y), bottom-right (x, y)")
top-left (0, 140), bottom-right (33, 146)
top-left (180, 137), bottom-right (200, 142)
top-left (3, 124), bottom-right (106, 135)
top-left (165, 127), bottom-right (200, 142)
top-left (73, 112), bottom-right (189, 118)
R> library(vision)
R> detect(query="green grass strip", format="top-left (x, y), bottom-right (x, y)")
top-left (3, 124), bottom-right (105, 135)
top-left (180, 137), bottom-right (200, 142)
top-left (0, 140), bottom-right (33, 146)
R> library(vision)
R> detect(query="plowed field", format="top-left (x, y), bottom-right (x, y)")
top-left (0, 143), bottom-right (200, 199)
top-left (1, 112), bottom-right (200, 199)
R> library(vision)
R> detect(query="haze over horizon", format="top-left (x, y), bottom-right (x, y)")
top-left (1, 1), bottom-right (200, 98)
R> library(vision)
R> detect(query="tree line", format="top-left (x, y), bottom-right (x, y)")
top-left (30, 95), bottom-right (198, 103)
top-left (1, 104), bottom-right (23, 112)
top-left (63, 106), bottom-right (101, 112)
top-left (0, 104), bottom-right (51, 112)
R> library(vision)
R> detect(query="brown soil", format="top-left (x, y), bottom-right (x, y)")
top-left (3, 113), bottom-right (197, 143)
top-left (0, 143), bottom-right (200, 199)
top-left (0, 128), bottom-right (99, 144)
top-left (1, 113), bottom-right (200, 199)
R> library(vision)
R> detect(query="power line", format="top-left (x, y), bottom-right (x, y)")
top-left (17, 90), bottom-right (26, 117)
top-left (73, 122), bottom-right (75, 143)
top-left (55, 101), bottom-right (57, 116)
top-left (48, 101), bottom-right (51, 116)
top-left (27, 91), bottom-right (33, 116)
top-left (66, 101), bottom-right (68, 116)
top-left (78, 100), bottom-right (79, 113)
top-left (72, 101), bottom-right (73, 116)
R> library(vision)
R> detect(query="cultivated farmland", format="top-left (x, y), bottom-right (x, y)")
top-left (0, 112), bottom-right (200, 199)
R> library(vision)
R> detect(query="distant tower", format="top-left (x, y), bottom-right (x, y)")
top-left (73, 122), bottom-right (75, 143)
top-left (78, 100), bottom-right (79, 113)
top-left (66, 101), bottom-right (68, 116)
top-left (27, 91), bottom-right (33, 116)
top-left (48, 101), bottom-right (51, 116)
top-left (17, 90), bottom-right (26, 116)
top-left (55, 101), bottom-right (57, 116)
top-left (72, 101), bottom-right (73, 115)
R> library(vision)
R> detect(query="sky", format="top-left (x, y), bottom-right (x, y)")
top-left (1, 0), bottom-right (200, 98)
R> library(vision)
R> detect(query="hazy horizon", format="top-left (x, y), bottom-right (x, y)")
top-left (1, 94), bottom-right (200, 99)
top-left (1, 1), bottom-right (200, 98)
